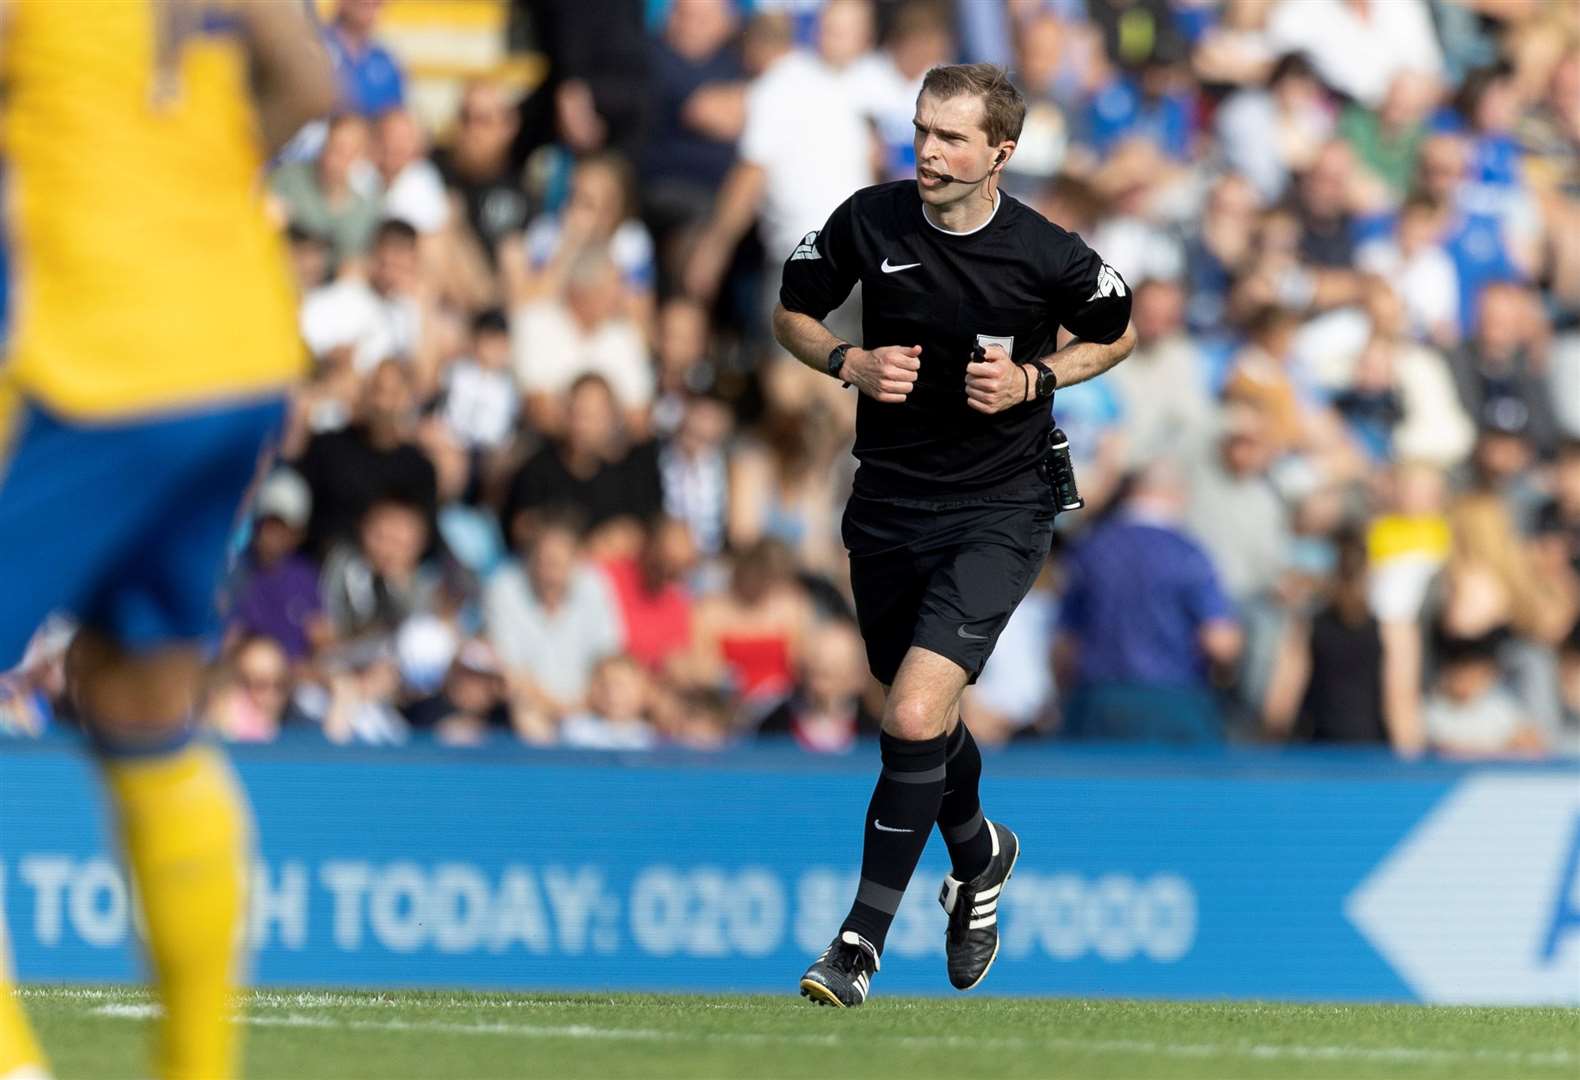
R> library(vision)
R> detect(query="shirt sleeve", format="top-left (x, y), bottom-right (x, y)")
top-left (737, 81), bottom-right (776, 169)
top-left (778, 195), bottom-right (861, 320)
top-left (1181, 544), bottom-right (1235, 627)
top-left (585, 568), bottom-right (624, 659)
top-left (1045, 231), bottom-right (1133, 344)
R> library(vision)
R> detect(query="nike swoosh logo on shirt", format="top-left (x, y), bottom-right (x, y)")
top-left (881, 258), bottom-right (921, 273)
top-left (873, 820), bottom-right (915, 833)
top-left (957, 625), bottom-right (990, 640)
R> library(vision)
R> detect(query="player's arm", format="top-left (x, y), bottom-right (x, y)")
top-left (684, 161), bottom-right (767, 301)
top-left (771, 304), bottom-right (920, 404)
top-left (1040, 321), bottom-right (1137, 390)
top-left (773, 196), bottom-right (922, 403)
top-left (236, 2), bottom-right (336, 156)
top-left (1039, 242), bottom-right (1137, 389)
top-left (965, 242), bottom-right (1138, 414)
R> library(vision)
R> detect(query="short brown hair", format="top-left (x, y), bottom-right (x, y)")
top-left (919, 63), bottom-right (1026, 146)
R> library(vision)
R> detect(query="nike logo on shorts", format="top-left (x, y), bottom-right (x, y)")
top-left (957, 625), bottom-right (990, 640)
top-left (881, 258), bottom-right (921, 273)
top-left (874, 820), bottom-right (915, 833)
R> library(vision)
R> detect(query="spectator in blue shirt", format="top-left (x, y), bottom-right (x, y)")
top-left (1449, 63), bottom-right (1527, 199)
top-left (1414, 133), bottom-right (1529, 335)
top-left (1082, 57), bottom-right (1194, 162)
top-left (1055, 460), bottom-right (1243, 742)
top-left (642, 0), bottom-right (746, 215)
top-left (324, 0), bottom-right (405, 117)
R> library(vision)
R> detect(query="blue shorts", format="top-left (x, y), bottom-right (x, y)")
top-left (0, 395), bottom-right (285, 668)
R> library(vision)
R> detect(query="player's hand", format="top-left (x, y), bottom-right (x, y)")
top-left (964, 344), bottom-right (1027, 414)
top-left (843, 344), bottom-right (921, 403)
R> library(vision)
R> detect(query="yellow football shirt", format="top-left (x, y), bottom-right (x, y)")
top-left (1, 0), bottom-right (305, 420)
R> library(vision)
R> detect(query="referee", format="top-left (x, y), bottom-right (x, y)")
top-left (774, 64), bottom-right (1135, 1007)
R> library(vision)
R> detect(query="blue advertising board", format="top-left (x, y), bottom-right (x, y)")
top-left (2, 737), bottom-right (1577, 1003)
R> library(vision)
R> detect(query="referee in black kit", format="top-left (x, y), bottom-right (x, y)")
top-left (773, 64), bottom-right (1135, 1007)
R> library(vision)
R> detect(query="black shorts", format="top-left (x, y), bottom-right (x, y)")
top-left (842, 486), bottom-right (1056, 686)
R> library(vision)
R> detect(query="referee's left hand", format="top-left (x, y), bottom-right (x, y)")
top-left (964, 344), bottom-right (1028, 414)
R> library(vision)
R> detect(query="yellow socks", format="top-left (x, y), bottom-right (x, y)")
top-left (0, 938), bottom-right (47, 1079)
top-left (102, 742), bottom-right (250, 1080)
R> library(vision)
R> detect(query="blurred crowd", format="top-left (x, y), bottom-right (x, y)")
top-left (3, 0), bottom-right (1579, 758)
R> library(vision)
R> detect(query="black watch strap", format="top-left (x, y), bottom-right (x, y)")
top-left (1033, 360), bottom-right (1057, 399)
top-left (827, 342), bottom-right (852, 386)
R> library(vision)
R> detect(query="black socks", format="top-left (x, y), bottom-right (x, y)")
top-left (839, 731), bottom-right (948, 953)
top-left (938, 721), bottom-right (992, 881)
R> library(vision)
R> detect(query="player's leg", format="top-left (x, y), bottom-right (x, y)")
top-left (0, 387), bottom-right (159, 1077)
top-left (0, 393), bottom-right (146, 671)
top-left (801, 647), bottom-right (966, 1007)
top-left (0, 387), bottom-right (47, 1078)
top-left (910, 505), bottom-right (1052, 990)
top-left (0, 928), bottom-right (47, 1080)
top-left (937, 714), bottom-right (993, 880)
top-left (68, 399), bottom-right (279, 1080)
top-left (847, 647), bottom-right (966, 940)
top-left (70, 637), bottom-right (249, 1080)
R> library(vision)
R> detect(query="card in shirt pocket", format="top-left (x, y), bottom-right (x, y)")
top-left (974, 333), bottom-right (1015, 357)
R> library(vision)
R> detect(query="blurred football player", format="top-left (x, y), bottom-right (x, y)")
top-left (0, 3), bottom-right (333, 1077)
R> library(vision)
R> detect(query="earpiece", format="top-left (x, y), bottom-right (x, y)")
top-left (934, 151), bottom-right (1008, 186)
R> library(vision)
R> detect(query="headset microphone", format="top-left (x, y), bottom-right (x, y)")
top-left (930, 150), bottom-right (1005, 187)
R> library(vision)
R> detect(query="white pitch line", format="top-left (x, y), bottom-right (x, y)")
top-left (17, 987), bottom-right (126, 1003)
top-left (84, 1003), bottom-right (1577, 1069)
top-left (245, 990), bottom-right (634, 1011)
top-left (90, 1004), bottom-right (161, 1020)
top-left (24, 987), bottom-right (629, 1010)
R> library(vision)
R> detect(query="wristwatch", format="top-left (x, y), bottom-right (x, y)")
top-left (827, 342), bottom-right (852, 386)
top-left (1030, 360), bottom-right (1057, 400)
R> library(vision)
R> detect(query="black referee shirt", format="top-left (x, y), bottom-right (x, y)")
top-left (780, 180), bottom-right (1132, 498)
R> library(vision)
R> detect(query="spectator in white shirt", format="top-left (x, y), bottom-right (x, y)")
top-left (505, 151), bottom-right (656, 335)
top-left (1357, 194), bottom-right (1461, 349)
top-left (372, 107), bottom-right (449, 235)
top-left (1554, 333), bottom-right (1580, 440)
top-left (683, 11), bottom-right (872, 317)
top-left (512, 246), bottom-right (654, 435)
top-left (484, 514), bottom-right (622, 718)
top-left (1424, 629), bottom-right (1547, 757)
top-left (1108, 277), bottom-right (1214, 465)
top-left (1361, 288), bottom-right (1475, 470)
top-left (820, 0), bottom-right (954, 185)
top-left (1215, 52), bottom-right (1335, 204)
top-left (300, 218), bottom-right (436, 387)
top-left (559, 654), bottom-right (659, 750)
top-left (439, 308), bottom-right (518, 453)
top-left (818, 0), bottom-right (883, 96)
top-left (660, 391), bottom-right (733, 558)
top-left (1266, 0), bottom-right (1443, 110)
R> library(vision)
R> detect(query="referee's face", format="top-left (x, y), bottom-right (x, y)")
top-left (912, 91), bottom-right (997, 204)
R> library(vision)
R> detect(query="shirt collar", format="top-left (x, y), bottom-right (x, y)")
top-left (921, 190), bottom-right (1002, 237)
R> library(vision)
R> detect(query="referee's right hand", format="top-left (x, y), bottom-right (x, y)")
top-left (843, 344), bottom-right (921, 403)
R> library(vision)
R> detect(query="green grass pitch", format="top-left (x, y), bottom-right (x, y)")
top-left (19, 985), bottom-right (1578, 1079)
